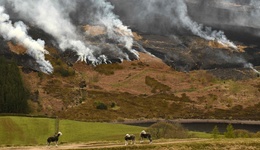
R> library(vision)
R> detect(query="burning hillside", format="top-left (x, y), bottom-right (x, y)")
top-left (0, 0), bottom-right (259, 74)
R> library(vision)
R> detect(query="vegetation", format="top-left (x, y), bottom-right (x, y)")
top-left (145, 76), bottom-right (171, 93)
top-left (94, 63), bottom-right (123, 75)
top-left (0, 56), bottom-right (29, 113)
top-left (0, 116), bottom-right (144, 146)
top-left (234, 129), bottom-right (252, 138)
top-left (9, 47), bottom-right (259, 120)
top-left (53, 58), bottom-right (75, 77)
top-left (0, 116), bottom-right (260, 150)
top-left (224, 124), bottom-right (235, 138)
top-left (147, 122), bottom-right (190, 139)
top-left (211, 125), bottom-right (220, 139)
top-left (95, 101), bottom-right (108, 110)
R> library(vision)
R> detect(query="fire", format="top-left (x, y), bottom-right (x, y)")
top-left (208, 41), bottom-right (246, 52)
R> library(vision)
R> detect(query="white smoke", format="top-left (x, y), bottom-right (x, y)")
top-left (7, 0), bottom-right (139, 64)
top-left (172, 0), bottom-right (237, 49)
top-left (10, 0), bottom-right (99, 64)
top-left (176, 0), bottom-right (236, 49)
top-left (0, 6), bottom-right (53, 74)
top-left (110, 0), bottom-right (237, 49)
top-left (89, 0), bottom-right (139, 59)
top-left (185, 0), bottom-right (260, 37)
top-left (244, 63), bottom-right (260, 74)
top-left (92, 0), bottom-right (133, 49)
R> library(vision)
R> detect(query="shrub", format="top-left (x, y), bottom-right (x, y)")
top-left (211, 125), bottom-right (220, 139)
top-left (180, 93), bottom-right (192, 102)
top-left (253, 131), bottom-right (260, 138)
top-left (224, 124), bottom-right (235, 138)
top-left (145, 76), bottom-right (171, 93)
top-left (55, 66), bottom-right (75, 77)
top-left (234, 129), bottom-right (252, 138)
top-left (111, 102), bottom-right (116, 108)
top-left (94, 101), bottom-right (108, 110)
top-left (147, 122), bottom-right (189, 139)
top-left (94, 63), bottom-right (123, 75)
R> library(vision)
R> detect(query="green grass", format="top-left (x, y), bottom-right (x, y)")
top-left (1, 116), bottom-right (260, 149)
top-left (189, 131), bottom-right (212, 138)
top-left (0, 116), bottom-right (54, 146)
top-left (0, 116), bottom-right (144, 146)
top-left (59, 120), bottom-right (144, 143)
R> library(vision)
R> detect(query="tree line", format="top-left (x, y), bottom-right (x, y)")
top-left (0, 56), bottom-right (29, 113)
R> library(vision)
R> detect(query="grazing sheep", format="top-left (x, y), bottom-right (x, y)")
top-left (140, 130), bottom-right (152, 144)
top-left (125, 134), bottom-right (135, 145)
top-left (47, 131), bottom-right (62, 147)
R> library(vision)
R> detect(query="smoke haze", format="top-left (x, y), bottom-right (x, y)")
top-left (0, 0), bottom-right (143, 73)
top-left (0, 0), bottom-right (259, 73)
top-left (0, 6), bottom-right (53, 74)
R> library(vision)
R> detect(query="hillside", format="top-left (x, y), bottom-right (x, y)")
top-left (17, 45), bottom-right (260, 121)
top-left (1, 25), bottom-right (260, 121)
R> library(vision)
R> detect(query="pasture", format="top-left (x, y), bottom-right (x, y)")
top-left (1, 116), bottom-right (260, 150)
top-left (0, 116), bottom-right (144, 146)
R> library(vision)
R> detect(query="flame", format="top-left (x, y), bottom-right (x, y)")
top-left (208, 41), bottom-right (246, 52)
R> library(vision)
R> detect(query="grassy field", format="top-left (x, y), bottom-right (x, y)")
top-left (1, 116), bottom-right (260, 149)
top-left (0, 116), bottom-right (144, 146)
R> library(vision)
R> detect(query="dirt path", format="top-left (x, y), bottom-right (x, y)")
top-left (0, 139), bottom-right (210, 150)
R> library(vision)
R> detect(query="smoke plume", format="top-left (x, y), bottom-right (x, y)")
top-left (0, 6), bottom-right (53, 74)
top-left (0, 0), bottom-right (259, 74)
top-left (110, 0), bottom-right (237, 49)
top-left (9, 0), bottom-right (99, 64)
top-left (7, 0), bottom-right (139, 65)
top-left (89, 0), bottom-right (138, 58)
top-left (185, 0), bottom-right (260, 38)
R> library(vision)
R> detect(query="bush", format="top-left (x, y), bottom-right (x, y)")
top-left (94, 101), bottom-right (108, 110)
top-left (94, 63), bottom-right (123, 75)
top-left (56, 66), bottom-right (75, 77)
top-left (211, 125), bottom-right (220, 139)
top-left (253, 131), bottom-right (260, 138)
top-left (147, 122), bottom-right (189, 139)
top-left (111, 102), bottom-right (116, 108)
top-left (234, 129), bottom-right (252, 138)
top-left (224, 124), bottom-right (235, 138)
top-left (145, 76), bottom-right (171, 93)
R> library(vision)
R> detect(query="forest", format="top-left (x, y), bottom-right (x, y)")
top-left (0, 56), bottom-right (29, 113)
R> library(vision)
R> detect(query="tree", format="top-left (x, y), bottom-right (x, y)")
top-left (147, 122), bottom-right (189, 139)
top-left (224, 124), bottom-right (235, 138)
top-left (0, 56), bottom-right (29, 113)
top-left (211, 125), bottom-right (220, 139)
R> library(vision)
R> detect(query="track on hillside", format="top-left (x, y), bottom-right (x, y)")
top-left (0, 139), bottom-right (210, 150)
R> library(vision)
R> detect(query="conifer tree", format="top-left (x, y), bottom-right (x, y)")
top-left (0, 56), bottom-right (29, 113)
top-left (211, 125), bottom-right (220, 139)
top-left (224, 124), bottom-right (235, 138)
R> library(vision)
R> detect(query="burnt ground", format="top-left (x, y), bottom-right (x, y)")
top-left (135, 33), bottom-right (260, 80)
